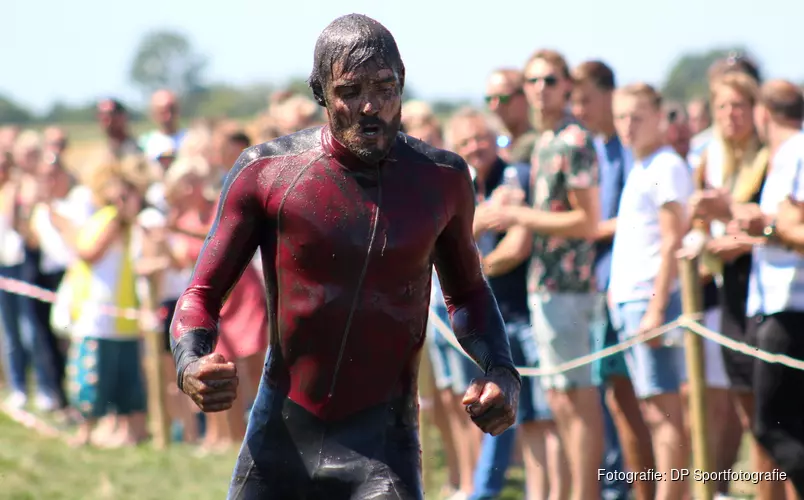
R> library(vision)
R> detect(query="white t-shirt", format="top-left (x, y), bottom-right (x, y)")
top-left (747, 132), bottom-right (804, 316)
top-left (609, 146), bottom-right (694, 304)
top-left (133, 207), bottom-right (192, 302)
top-left (0, 211), bottom-right (24, 267)
top-left (31, 202), bottom-right (75, 274)
top-left (145, 182), bottom-right (168, 214)
top-left (65, 185), bottom-right (97, 222)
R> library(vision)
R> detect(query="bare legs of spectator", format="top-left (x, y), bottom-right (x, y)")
top-left (605, 375), bottom-right (655, 500)
top-left (547, 386), bottom-right (603, 500)
top-left (680, 386), bottom-right (727, 475)
top-left (441, 388), bottom-right (480, 496)
top-left (429, 377), bottom-right (460, 495)
top-left (715, 397), bottom-right (743, 494)
top-left (161, 354), bottom-right (198, 443)
top-left (641, 393), bottom-right (687, 500)
top-left (520, 420), bottom-right (569, 500)
top-left (728, 393), bottom-right (789, 499)
top-left (68, 417), bottom-right (97, 447)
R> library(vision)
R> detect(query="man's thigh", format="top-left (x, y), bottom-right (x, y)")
top-left (612, 295), bottom-right (685, 400)
top-left (591, 294), bottom-right (630, 387)
top-left (529, 292), bottom-right (596, 392)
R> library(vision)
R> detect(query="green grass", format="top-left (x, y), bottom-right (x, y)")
top-left (0, 412), bottom-right (236, 500)
top-left (0, 410), bottom-right (525, 500)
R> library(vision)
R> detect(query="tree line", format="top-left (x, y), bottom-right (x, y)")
top-left (0, 29), bottom-right (761, 125)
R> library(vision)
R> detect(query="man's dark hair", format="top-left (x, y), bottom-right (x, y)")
top-left (760, 80), bottom-right (804, 122)
top-left (307, 14), bottom-right (406, 107)
top-left (572, 60), bottom-right (616, 91)
top-left (228, 131), bottom-right (251, 149)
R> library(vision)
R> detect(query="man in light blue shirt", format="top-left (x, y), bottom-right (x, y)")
top-left (737, 80), bottom-right (804, 496)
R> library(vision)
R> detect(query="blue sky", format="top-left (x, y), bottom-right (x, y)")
top-left (3, 0), bottom-right (801, 113)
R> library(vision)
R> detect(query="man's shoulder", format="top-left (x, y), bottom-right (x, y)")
top-left (231, 127), bottom-right (323, 171)
top-left (554, 122), bottom-right (594, 150)
top-left (221, 127), bottom-right (323, 191)
top-left (538, 121), bottom-right (593, 158)
top-left (647, 147), bottom-right (688, 171)
top-left (396, 133), bottom-right (469, 173)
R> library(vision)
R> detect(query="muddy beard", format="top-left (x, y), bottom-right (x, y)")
top-left (332, 112), bottom-right (401, 165)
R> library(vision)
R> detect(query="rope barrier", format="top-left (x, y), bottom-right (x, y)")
top-left (2, 273), bottom-right (803, 375)
top-left (427, 305), bottom-right (804, 376)
top-left (679, 315), bottom-right (804, 370)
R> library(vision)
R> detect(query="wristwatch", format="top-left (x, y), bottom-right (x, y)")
top-left (763, 220), bottom-right (779, 242)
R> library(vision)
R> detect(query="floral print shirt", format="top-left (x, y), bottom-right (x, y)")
top-left (528, 115), bottom-right (599, 294)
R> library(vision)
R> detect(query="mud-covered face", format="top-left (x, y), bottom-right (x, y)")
top-left (325, 62), bottom-right (402, 164)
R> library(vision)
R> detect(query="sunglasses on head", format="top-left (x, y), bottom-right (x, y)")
top-left (484, 89), bottom-right (524, 104)
top-left (526, 75), bottom-right (559, 87)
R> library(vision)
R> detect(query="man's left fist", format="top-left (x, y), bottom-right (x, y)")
top-left (462, 366), bottom-right (520, 436)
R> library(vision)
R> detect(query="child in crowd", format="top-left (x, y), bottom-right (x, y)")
top-left (64, 154), bottom-right (151, 447)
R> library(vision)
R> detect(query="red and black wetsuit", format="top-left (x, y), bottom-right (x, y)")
top-left (171, 125), bottom-right (519, 499)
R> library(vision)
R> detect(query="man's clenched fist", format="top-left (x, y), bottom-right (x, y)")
top-left (181, 353), bottom-right (239, 412)
top-left (462, 366), bottom-right (520, 436)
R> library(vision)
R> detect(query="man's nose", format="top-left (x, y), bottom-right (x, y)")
top-left (488, 98), bottom-right (500, 112)
top-left (361, 96), bottom-right (381, 116)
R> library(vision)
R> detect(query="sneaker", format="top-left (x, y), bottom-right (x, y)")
top-left (35, 393), bottom-right (59, 412)
top-left (5, 391), bottom-right (28, 410)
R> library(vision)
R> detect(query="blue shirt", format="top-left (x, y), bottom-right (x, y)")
top-left (593, 134), bottom-right (632, 292)
top-left (474, 159), bottom-right (532, 322)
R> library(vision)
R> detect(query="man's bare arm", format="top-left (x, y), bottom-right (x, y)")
top-left (482, 225), bottom-right (533, 277)
top-left (508, 186), bottom-right (599, 239)
top-left (594, 218), bottom-right (617, 242)
top-left (649, 202), bottom-right (687, 315)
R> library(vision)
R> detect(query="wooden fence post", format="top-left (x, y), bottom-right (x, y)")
top-left (678, 256), bottom-right (712, 500)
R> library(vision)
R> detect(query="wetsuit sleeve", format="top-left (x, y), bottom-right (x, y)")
top-left (170, 154), bottom-right (266, 391)
top-left (433, 158), bottom-right (521, 385)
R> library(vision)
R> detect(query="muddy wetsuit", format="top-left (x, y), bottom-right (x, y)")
top-left (171, 126), bottom-right (519, 499)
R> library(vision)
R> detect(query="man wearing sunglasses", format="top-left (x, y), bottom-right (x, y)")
top-left (485, 69), bottom-right (538, 165)
top-left (485, 49), bottom-right (604, 500)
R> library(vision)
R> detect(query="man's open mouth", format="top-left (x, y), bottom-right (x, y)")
top-left (359, 123), bottom-right (382, 137)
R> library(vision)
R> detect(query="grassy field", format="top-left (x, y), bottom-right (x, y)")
top-left (0, 409), bottom-right (526, 500)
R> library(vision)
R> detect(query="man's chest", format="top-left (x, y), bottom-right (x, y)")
top-left (618, 167), bottom-right (656, 217)
top-left (532, 144), bottom-right (571, 211)
top-left (269, 162), bottom-right (448, 270)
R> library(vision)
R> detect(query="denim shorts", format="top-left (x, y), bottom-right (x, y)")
top-left (610, 293), bottom-right (686, 399)
top-left (529, 292), bottom-right (597, 391)
top-left (590, 294), bottom-right (630, 386)
top-left (426, 304), bottom-right (483, 395)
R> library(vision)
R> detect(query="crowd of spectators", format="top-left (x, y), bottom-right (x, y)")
top-left (1, 48), bottom-right (804, 500)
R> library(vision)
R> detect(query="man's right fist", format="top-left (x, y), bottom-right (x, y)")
top-left (181, 353), bottom-right (239, 412)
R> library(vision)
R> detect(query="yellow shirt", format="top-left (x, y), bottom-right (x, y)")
top-left (67, 206), bottom-right (139, 338)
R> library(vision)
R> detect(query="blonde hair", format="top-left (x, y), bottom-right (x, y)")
top-left (614, 83), bottom-right (663, 109)
top-left (86, 154), bottom-right (154, 207)
top-left (710, 72), bottom-right (759, 108)
top-left (698, 73), bottom-right (763, 192)
top-left (163, 155), bottom-right (215, 203)
top-left (525, 49), bottom-right (570, 79)
top-left (12, 129), bottom-right (42, 158)
top-left (177, 122), bottom-right (214, 160)
top-left (402, 100), bottom-right (435, 127)
top-left (444, 107), bottom-right (502, 151)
